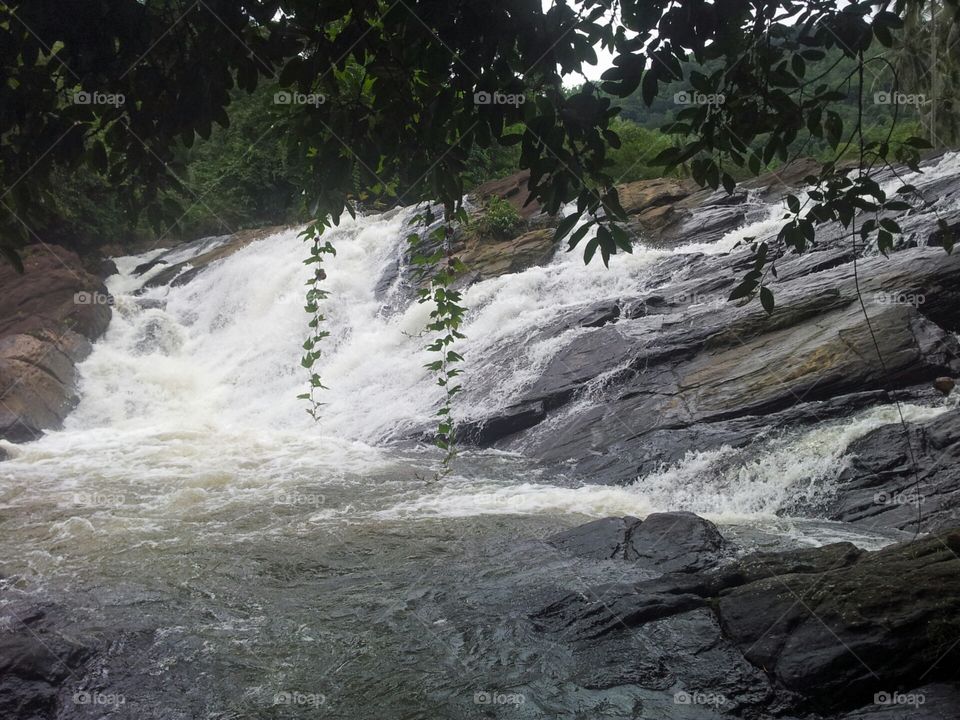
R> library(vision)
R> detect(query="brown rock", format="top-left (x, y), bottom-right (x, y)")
top-left (470, 171), bottom-right (542, 219)
top-left (0, 244), bottom-right (110, 442)
top-left (615, 177), bottom-right (695, 216)
top-left (459, 228), bottom-right (556, 281)
top-left (0, 244), bottom-right (111, 340)
top-left (935, 376), bottom-right (956, 395)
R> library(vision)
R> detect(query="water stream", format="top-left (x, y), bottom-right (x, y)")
top-left (2, 156), bottom-right (958, 718)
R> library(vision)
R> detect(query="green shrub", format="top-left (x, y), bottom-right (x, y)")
top-left (473, 195), bottom-right (525, 240)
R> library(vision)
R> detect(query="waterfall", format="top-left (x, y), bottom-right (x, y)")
top-left (2, 153), bottom-right (959, 529)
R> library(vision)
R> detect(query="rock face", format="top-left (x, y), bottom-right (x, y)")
top-left (718, 530), bottom-right (960, 708)
top-left (0, 597), bottom-right (94, 719)
top-left (140, 224), bottom-right (293, 290)
top-left (0, 244), bottom-right (111, 442)
top-left (470, 171), bottom-right (542, 219)
top-left (455, 154), bottom-right (960, 499)
top-left (826, 409), bottom-right (960, 532)
top-left (457, 227), bottom-right (556, 283)
top-left (535, 514), bottom-right (960, 717)
top-left (475, 248), bottom-right (960, 484)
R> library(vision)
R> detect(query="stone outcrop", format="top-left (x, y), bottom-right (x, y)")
top-left (0, 244), bottom-right (111, 442)
top-left (456, 228), bottom-right (556, 283)
top-left (826, 409), bottom-right (960, 532)
top-left (456, 153), bottom-right (960, 494)
top-left (0, 595), bottom-right (94, 719)
top-left (464, 247), bottom-right (960, 483)
top-left (535, 513), bottom-right (960, 717)
top-left (470, 171), bottom-right (542, 219)
top-left (140, 224), bottom-right (294, 290)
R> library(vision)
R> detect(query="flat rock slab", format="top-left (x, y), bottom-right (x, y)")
top-left (547, 511), bottom-right (727, 573)
top-left (535, 516), bottom-right (960, 715)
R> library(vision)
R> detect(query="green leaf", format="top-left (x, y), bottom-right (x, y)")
top-left (759, 286), bottom-right (775, 314)
top-left (583, 236), bottom-right (600, 265)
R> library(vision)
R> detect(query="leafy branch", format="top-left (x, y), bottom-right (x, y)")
top-left (407, 206), bottom-right (469, 469)
top-left (297, 221), bottom-right (337, 421)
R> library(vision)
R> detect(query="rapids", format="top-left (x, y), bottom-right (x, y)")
top-left (2, 154), bottom-right (959, 718)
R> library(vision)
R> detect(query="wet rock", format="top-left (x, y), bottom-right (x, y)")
top-left (131, 257), bottom-right (167, 276)
top-left (626, 512), bottom-right (727, 573)
top-left (827, 409), bottom-right (960, 532)
top-left (717, 530), bottom-right (960, 709)
top-left (934, 376), bottom-right (955, 395)
top-left (547, 516), bottom-right (643, 560)
top-left (142, 225), bottom-right (293, 290)
top-left (465, 248), bottom-right (960, 485)
top-left (835, 683), bottom-right (960, 719)
top-left (0, 331), bottom-right (92, 442)
top-left (0, 245), bottom-right (111, 442)
top-left (533, 571), bottom-right (714, 640)
top-left (926, 218), bottom-right (960, 250)
top-left (587, 609), bottom-right (775, 715)
top-left (457, 401), bottom-right (546, 446)
top-left (548, 512), bottom-right (727, 573)
top-left (535, 519), bottom-right (960, 715)
top-left (97, 258), bottom-right (119, 279)
top-left (0, 600), bottom-right (93, 719)
top-left (576, 302), bottom-right (620, 328)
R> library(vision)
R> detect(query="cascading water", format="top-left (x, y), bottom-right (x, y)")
top-left (2, 154), bottom-right (959, 718)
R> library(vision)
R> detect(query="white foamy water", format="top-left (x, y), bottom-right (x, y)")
top-left (2, 155), bottom-right (958, 548)
top-left (379, 402), bottom-right (950, 524)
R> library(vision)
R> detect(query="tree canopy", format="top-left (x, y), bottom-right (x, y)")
top-left (2, 0), bottom-right (957, 267)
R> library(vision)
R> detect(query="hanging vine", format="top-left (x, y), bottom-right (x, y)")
top-left (406, 205), bottom-right (469, 468)
top-left (297, 221), bottom-right (337, 421)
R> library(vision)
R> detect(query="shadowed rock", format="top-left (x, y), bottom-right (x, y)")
top-left (534, 518), bottom-right (960, 715)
